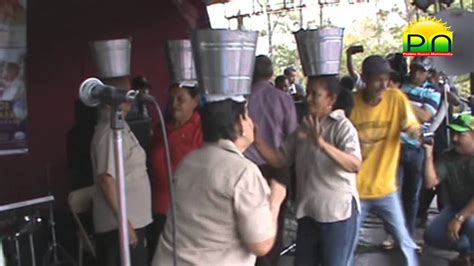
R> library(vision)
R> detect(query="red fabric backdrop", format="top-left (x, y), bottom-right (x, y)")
top-left (0, 0), bottom-right (209, 209)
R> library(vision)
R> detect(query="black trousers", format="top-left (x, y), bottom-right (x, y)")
top-left (96, 227), bottom-right (148, 266)
top-left (147, 214), bottom-right (167, 262)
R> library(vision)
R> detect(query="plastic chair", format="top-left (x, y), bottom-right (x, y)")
top-left (68, 187), bottom-right (96, 266)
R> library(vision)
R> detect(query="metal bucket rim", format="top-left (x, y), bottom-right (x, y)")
top-left (89, 38), bottom-right (132, 49)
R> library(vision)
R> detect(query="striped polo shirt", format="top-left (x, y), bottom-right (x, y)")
top-left (401, 81), bottom-right (441, 146)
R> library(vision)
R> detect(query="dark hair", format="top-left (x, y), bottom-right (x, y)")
top-left (307, 75), bottom-right (341, 97)
top-left (283, 67), bottom-right (297, 76)
top-left (200, 100), bottom-right (246, 142)
top-left (275, 75), bottom-right (288, 87)
top-left (389, 71), bottom-right (402, 85)
top-left (334, 89), bottom-right (355, 117)
top-left (169, 83), bottom-right (200, 98)
top-left (253, 55), bottom-right (274, 82)
top-left (340, 76), bottom-right (355, 91)
top-left (386, 53), bottom-right (407, 77)
top-left (132, 75), bottom-right (151, 90)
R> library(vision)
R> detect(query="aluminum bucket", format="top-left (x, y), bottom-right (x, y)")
top-left (192, 29), bottom-right (258, 95)
top-left (166, 40), bottom-right (197, 83)
top-left (294, 28), bottom-right (344, 76)
top-left (90, 38), bottom-right (131, 78)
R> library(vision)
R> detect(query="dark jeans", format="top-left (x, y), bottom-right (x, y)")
top-left (424, 207), bottom-right (474, 256)
top-left (96, 227), bottom-right (148, 266)
top-left (400, 144), bottom-right (425, 236)
top-left (295, 199), bottom-right (358, 266)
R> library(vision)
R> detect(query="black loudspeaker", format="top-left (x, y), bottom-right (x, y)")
top-left (126, 116), bottom-right (153, 153)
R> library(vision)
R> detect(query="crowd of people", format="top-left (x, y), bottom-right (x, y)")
top-left (69, 46), bottom-right (474, 266)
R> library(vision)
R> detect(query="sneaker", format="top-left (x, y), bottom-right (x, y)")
top-left (382, 235), bottom-right (395, 250)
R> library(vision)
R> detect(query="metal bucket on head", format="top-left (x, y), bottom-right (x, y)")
top-left (90, 38), bottom-right (131, 78)
top-left (166, 40), bottom-right (197, 83)
top-left (294, 28), bottom-right (344, 76)
top-left (192, 29), bottom-right (258, 96)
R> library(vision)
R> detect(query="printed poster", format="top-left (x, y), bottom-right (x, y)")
top-left (0, 0), bottom-right (28, 155)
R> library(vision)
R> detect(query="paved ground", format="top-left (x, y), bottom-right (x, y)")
top-left (279, 199), bottom-right (460, 266)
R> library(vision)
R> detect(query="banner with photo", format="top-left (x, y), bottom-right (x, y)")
top-left (0, 0), bottom-right (28, 155)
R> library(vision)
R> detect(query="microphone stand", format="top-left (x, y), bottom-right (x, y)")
top-left (110, 105), bottom-right (131, 266)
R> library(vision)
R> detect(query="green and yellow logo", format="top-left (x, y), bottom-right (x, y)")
top-left (403, 17), bottom-right (453, 57)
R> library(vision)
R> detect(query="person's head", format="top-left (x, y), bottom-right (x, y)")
top-left (284, 67), bottom-right (298, 84)
top-left (306, 75), bottom-right (341, 119)
top-left (361, 55), bottom-right (393, 104)
top-left (389, 71), bottom-right (402, 88)
top-left (449, 114), bottom-right (474, 156)
top-left (409, 57), bottom-right (433, 86)
top-left (100, 77), bottom-right (133, 115)
top-left (340, 76), bottom-right (355, 91)
top-left (132, 75), bottom-right (151, 94)
top-left (253, 55), bottom-right (274, 83)
top-left (201, 99), bottom-right (254, 150)
top-left (169, 83), bottom-right (200, 125)
top-left (0, 61), bottom-right (21, 91)
top-left (274, 75), bottom-right (290, 92)
top-left (386, 53), bottom-right (407, 77)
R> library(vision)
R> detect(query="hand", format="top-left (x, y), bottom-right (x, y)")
top-left (447, 219), bottom-right (462, 241)
top-left (406, 125), bottom-right (422, 140)
top-left (128, 221), bottom-right (139, 248)
top-left (302, 115), bottom-right (324, 146)
top-left (346, 45), bottom-right (364, 55)
top-left (270, 179), bottom-right (287, 207)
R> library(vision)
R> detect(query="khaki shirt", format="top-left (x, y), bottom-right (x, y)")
top-left (153, 140), bottom-right (275, 266)
top-left (91, 114), bottom-right (152, 233)
top-left (282, 110), bottom-right (361, 223)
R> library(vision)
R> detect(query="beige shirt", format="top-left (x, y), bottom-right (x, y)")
top-left (153, 140), bottom-right (275, 266)
top-left (282, 110), bottom-right (361, 223)
top-left (91, 114), bottom-right (152, 233)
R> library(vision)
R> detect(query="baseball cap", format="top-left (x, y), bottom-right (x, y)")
top-left (448, 114), bottom-right (474, 133)
top-left (362, 55), bottom-right (394, 77)
top-left (411, 57), bottom-right (434, 71)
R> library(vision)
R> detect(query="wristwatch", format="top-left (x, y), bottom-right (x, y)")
top-left (454, 213), bottom-right (465, 223)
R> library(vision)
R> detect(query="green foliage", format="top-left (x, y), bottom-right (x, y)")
top-left (272, 44), bottom-right (301, 76)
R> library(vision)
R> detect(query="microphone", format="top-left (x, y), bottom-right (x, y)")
top-left (79, 77), bottom-right (138, 107)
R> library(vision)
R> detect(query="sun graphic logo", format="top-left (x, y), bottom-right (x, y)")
top-left (403, 17), bottom-right (453, 57)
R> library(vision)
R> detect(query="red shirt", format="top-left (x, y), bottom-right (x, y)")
top-left (150, 112), bottom-right (203, 215)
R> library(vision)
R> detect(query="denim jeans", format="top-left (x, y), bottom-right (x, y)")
top-left (295, 198), bottom-right (359, 266)
top-left (400, 144), bottom-right (425, 236)
top-left (357, 193), bottom-right (419, 266)
top-left (424, 207), bottom-right (474, 256)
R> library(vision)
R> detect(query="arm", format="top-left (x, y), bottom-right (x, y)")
top-left (411, 104), bottom-right (434, 123)
top-left (98, 173), bottom-right (120, 215)
top-left (423, 144), bottom-right (440, 189)
top-left (319, 139), bottom-right (361, 173)
top-left (447, 198), bottom-right (474, 241)
top-left (399, 91), bottom-right (422, 139)
top-left (305, 116), bottom-right (361, 173)
top-left (253, 136), bottom-right (287, 169)
top-left (98, 174), bottom-right (139, 246)
top-left (248, 180), bottom-right (286, 256)
top-left (346, 47), bottom-right (359, 80)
